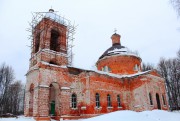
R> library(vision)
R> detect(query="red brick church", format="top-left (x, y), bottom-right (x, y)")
top-left (24, 9), bottom-right (168, 121)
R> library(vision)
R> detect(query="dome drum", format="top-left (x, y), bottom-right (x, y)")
top-left (96, 33), bottom-right (142, 75)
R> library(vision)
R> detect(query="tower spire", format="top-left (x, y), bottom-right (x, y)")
top-left (111, 32), bottom-right (121, 46)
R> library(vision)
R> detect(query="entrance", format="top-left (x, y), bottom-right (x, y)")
top-left (49, 83), bottom-right (60, 117)
top-left (50, 101), bottom-right (55, 116)
top-left (156, 93), bottom-right (161, 109)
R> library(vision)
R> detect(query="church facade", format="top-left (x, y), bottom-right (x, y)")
top-left (24, 9), bottom-right (168, 121)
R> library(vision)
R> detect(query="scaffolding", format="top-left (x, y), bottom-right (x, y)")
top-left (27, 9), bottom-right (76, 66)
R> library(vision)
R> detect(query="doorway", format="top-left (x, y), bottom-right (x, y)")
top-left (50, 100), bottom-right (55, 116)
top-left (156, 93), bottom-right (161, 109)
top-left (49, 84), bottom-right (56, 116)
top-left (49, 83), bottom-right (60, 117)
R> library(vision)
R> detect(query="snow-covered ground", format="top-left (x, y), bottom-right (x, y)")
top-left (0, 116), bottom-right (35, 121)
top-left (0, 110), bottom-right (180, 121)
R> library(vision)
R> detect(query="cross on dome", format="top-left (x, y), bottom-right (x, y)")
top-left (114, 28), bottom-right (117, 33)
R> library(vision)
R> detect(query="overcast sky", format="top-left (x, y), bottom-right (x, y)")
top-left (0, 0), bottom-right (180, 83)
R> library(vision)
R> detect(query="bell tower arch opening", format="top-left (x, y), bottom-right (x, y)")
top-left (50, 29), bottom-right (60, 52)
top-left (35, 32), bottom-right (40, 53)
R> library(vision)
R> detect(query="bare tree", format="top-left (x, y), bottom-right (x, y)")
top-left (170, 0), bottom-right (180, 16)
top-left (157, 48), bottom-right (180, 110)
top-left (0, 63), bottom-right (14, 114)
top-left (7, 81), bottom-right (24, 115)
top-left (141, 62), bottom-right (154, 71)
top-left (0, 63), bottom-right (24, 115)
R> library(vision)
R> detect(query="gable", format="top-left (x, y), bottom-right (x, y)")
top-left (149, 69), bottom-right (162, 77)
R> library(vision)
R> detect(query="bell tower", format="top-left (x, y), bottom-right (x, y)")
top-left (29, 9), bottom-right (70, 68)
top-left (25, 9), bottom-right (76, 120)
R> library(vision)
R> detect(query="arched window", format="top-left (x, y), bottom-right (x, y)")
top-left (117, 95), bottom-right (121, 107)
top-left (149, 93), bottom-right (153, 105)
top-left (102, 66), bottom-right (111, 72)
top-left (50, 30), bottom-right (60, 51)
top-left (71, 93), bottom-right (77, 108)
top-left (108, 67), bottom-right (111, 72)
top-left (102, 66), bottom-right (106, 72)
top-left (29, 84), bottom-right (34, 116)
top-left (107, 94), bottom-right (112, 107)
top-left (156, 93), bottom-right (161, 109)
top-left (95, 93), bottom-right (100, 108)
top-left (35, 33), bottom-right (40, 53)
top-left (162, 95), bottom-right (166, 105)
top-left (134, 64), bottom-right (138, 71)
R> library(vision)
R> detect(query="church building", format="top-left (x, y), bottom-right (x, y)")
top-left (24, 9), bottom-right (169, 121)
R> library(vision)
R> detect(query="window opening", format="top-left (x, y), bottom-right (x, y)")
top-left (71, 93), bottom-right (77, 108)
top-left (102, 66), bottom-right (111, 72)
top-left (117, 95), bottom-right (121, 107)
top-left (162, 95), bottom-right (166, 105)
top-left (107, 94), bottom-right (112, 107)
top-left (35, 33), bottom-right (40, 53)
top-left (134, 64), bottom-right (138, 71)
top-left (149, 93), bottom-right (153, 105)
top-left (95, 93), bottom-right (100, 108)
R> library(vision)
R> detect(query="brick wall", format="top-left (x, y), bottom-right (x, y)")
top-left (96, 55), bottom-right (141, 74)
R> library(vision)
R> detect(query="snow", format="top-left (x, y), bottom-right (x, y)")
top-left (68, 65), bottom-right (152, 79)
top-left (134, 105), bottom-right (141, 108)
top-left (80, 110), bottom-right (180, 121)
top-left (61, 87), bottom-right (70, 90)
top-left (81, 106), bottom-right (87, 110)
top-left (26, 67), bottom-right (39, 75)
top-left (44, 12), bottom-right (67, 25)
top-left (42, 49), bottom-right (68, 57)
top-left (105, 47), bottom-right (140, 60)
top-left (0, 116), bottom-right (35, 121)
top-left (41, 61), bottom-right (67, 69)
top-left (39, 85), bottom-right (49, 88)
top-left (45, 12), bottom-right (57, 20)
top-left (98, 52), bottom-right (141, 63)
top-left (93, 69), bottom-right (152, 79)
top-left (107, 48), bottom-right (128, 54)
top-left (1, 110), bottom-right (180, 121)
top-left (31, 49), bottom-right (67, 59)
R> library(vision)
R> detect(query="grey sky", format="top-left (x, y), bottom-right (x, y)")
top-left (0, 0), bottom-right (180, 83)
